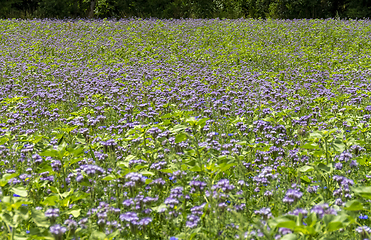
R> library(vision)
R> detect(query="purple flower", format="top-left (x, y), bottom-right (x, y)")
top-left (310, 203), bottom-right (337, 218)
top-left (211, 179), bottom-right (235, 192)
top-left (279, 228), bottom-right (292, 235)
top-left (334, 162), bottom-right (342, 170)
top-left (45, 208), bottom-right (60, 219)
top-left (80, 164), bottom-right (105, 176)
top-left (254, 207), bottom-right (272, 219)
top-left (349, 160), bottom-right (358, 168)
top-left (335, 198), bottom-right (344, 206)
top-left (120, 212), bottom-right (139, 224)
top-left (307, 186), bottom-right (319, 194)
top-left (122, 199), bottom-right (134, 207)
top-left (51, 160), bottom-right (62, 171)
top-left (138, 217), bottom-right (152, 226)
top-left (50, 224), bottom-right (66, 236)
top-left (311, 204), bottom-right (327, 217)
top-left (287, 208), bottom-right (308, 216)
top-left (164, 197), bottom-right (179, 208)
top-left (355, 226), bottom-right (371, 238)
top-left (190, 180), bottom-right (207, 191)
top-left (283, 189), bottom-right (303, 203)
top-left (186, 214), bottom-right (200, 228)
top-left (64, 219), bottom-right (78, 230)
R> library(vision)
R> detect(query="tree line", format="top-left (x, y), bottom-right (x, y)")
top-left (0, 0), bottom-right (370, 19)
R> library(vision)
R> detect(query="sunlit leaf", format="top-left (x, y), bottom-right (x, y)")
top-left (31, 210), bottom-right (49, 228)
top-left (11, 187), bottom-right (27, 197)
top-left (344, 200), bottom-right (363, 211)
top-left (175, 132), bottom-right (188, 143)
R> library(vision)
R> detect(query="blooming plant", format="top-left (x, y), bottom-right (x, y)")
top-left (0, 18), bottom-right (371, 239)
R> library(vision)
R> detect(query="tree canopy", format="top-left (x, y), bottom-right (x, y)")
top-left (0, 0), bottom-right (370, 19)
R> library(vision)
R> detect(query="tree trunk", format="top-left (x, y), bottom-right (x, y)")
top-left (88, 0), bottom-right (97, 18)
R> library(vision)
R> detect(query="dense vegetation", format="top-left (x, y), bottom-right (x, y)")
top-left (1, 18), bottom-right (371, 239)
top-left (0, 0), bottom-right (371, 19)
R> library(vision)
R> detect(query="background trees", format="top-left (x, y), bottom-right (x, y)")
top-left (0, 0), bottom-right (370, 19)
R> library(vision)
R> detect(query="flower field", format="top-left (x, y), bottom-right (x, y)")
top-left (1, 18), bottom-right (371, 239)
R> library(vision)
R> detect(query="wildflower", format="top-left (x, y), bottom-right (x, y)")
top-left (50, 224), bottom-right (66, 239)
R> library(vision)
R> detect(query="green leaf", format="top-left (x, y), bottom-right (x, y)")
top-left (293, 225), bottom-right (316, 235)
top-left (117, 161), bottom-right (129, 168)
top-left (309, 132), bottom-right (323, 139)
top-left (49, 186), bottom-right (60, 194)
top-left (70, 192), bottom-right (89, 203)
top-left (31, 210), bottom-right (49, 228)
top-left (160, 169), bottom-right (173, 174)
top-left (189, 227), bottom-right (202, 239)
top-left (18, 206), bottom-right (30, 220)
top-left (39, 147), bottom-right (59, 158)
top-left (40, 195), bottom-right (59, 206)
top-left (323, 214), bottom-right (336, 226)
top-left (175, 233), bottom-right (187, 239)
top-left (37, 164), bottom-right (53, 174)
top-left (70, 146), bottom-right (85, 156)
top-left (102, 174), bottom-right (117, 181)
top-left (327, 221), bottom-right (343, 232)
top-left (344, 200), bottom-right (363, 211)
top-left (13, 201), bottom-right (32, 210)
top-left (175, 132), bottom-right (188, 143)
top-left (236, 141), bottom-right (247, 145)
top-left (327, 212), bottom-right (351, 230)
top-left (300, 143), bottom-right (319, 150)
top-left (268, 217), bottom-right (296, 230)
top-left (68, 156), bottom-right (84, 165)
top-left (140, 170), bottom-right (155, 176)
top-left (89, 230), bottom-right (106, 240)
top-left (300, 175), bottom-right (311, 183)
top-left (0, 212), bottom-right (16, 227)
top-left (125, 155), bottom-right (137, 161)
top-left (57, 134), bottom-right (65, 145)
top-left (189, 165), bottom-right (202, 172)
top-left (134, 165), bottom-right (147, 171)
top-left (107, 230), bottom-right (120, 239)
top-left (0, 136), bottom-right (9, 145)
top-left (4, 173), bottom-right (19, 180)
top-left (145, 179), bottom-right (153, 184)
top-left (13, 236), bottom-right (28, 240)
top-left (278, 220), bottom-right (298, 229)
top-left (280, 233), bottom-right (298, 240)
top-left (117, 155), bottom-right (137, 168)
top-left (196, 118), bottom-right (209, 128)
top-left (170, 125), bottom-right (187, 133)
top-left (312, 149), bottom-right (325, 157)
top-left (218, 163), bottom-right (236, 172)
top-left (298, 165), bottom-right (314, 173)
top-left (352, 186), bottom-right (371, 199)
top-left (304, 212), bottom-right (317, 227)
top-left (185, 117), bottom-right (197, 126)
top-left (317, 163), bottom-right (332, 173)
top-left (160, 113), bottom-right (173, 119)
top-left (333, 139), bottom-right (345, 153)
top-left (63, 209), bottom-right (81, 218)
top-left (11, 186), bottom-right (28, 197)
top-left (57, 142), bottom-right (67, 153)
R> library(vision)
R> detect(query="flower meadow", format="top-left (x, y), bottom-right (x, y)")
top-left (1, 18), bottom-right (371, 240)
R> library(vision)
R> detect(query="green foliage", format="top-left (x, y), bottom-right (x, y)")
top-left (1, 18), bottom-right (371, 239)
top-left (0, 0), bottom-right (370, 19)
top-left (0, 0), bottom-right (23, 18)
